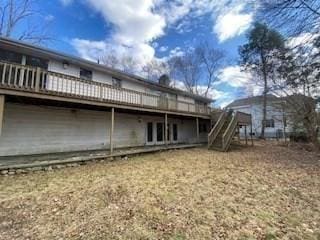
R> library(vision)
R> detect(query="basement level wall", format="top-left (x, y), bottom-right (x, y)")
top-left (0, 103), bottom-right (208, 157)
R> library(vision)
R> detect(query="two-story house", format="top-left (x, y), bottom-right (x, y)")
top-left (226, 95), bottom-right (288, 139)
top-left (0, 37), bottom-right (212, 158)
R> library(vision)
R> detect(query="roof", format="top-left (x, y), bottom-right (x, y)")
top-left (226, 94), bottom-right (280, 108)
top-left (226, 94), bottom-right (317, 109)
top-left (0, 37), bottom-right (213, 103)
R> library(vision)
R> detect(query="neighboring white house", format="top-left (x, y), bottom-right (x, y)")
top-left (0, 37), bottom-right (213, 157)
top-left (226, 95), bottom-right (289, 138)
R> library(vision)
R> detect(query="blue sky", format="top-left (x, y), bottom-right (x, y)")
top-left (34, 0), bottom-right (259, 107)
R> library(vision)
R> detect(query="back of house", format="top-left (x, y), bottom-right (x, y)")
top-left (0, 37), bottom-right (213, 158)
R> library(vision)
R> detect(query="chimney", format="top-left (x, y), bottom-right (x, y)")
top-left (158, 74), bottom-right (170, 87)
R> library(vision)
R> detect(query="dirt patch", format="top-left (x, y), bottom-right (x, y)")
top-left (0, 142), bottom-right (319, 239)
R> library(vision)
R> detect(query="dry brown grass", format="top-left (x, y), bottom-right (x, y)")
top-left (0, 142), bottom-right (319, 240)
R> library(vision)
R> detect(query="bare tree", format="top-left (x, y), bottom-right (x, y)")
top-left (100, 50), bottom-right (120, 69)
top-left (269, 41), bottom-right (320, 148)
top-left (168, 43), bottom-right (224, 97)
top-left (195, 42), bottom-right (225, 97)
top-left (258, 0), bottom-right (320, 38)
top-left (101, 52), bottom-right (138, 75)
top-left (169, 52), bottom-right (201, 94)
top-left (0, 0), bottom-right (51, 44)
top-left (119, 55), bottom-right (138, 74)
top-left (142, 59), bottom-right (168, 82)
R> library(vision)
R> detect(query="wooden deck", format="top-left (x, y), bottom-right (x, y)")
top-left (0, 61), bottom-right (211, 118)
top-left (0, 143), bottom-right (203, 171)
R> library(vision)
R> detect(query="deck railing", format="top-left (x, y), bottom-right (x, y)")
top-left (0, 61), bottom-right (211, 115)
top-left (208, 111), bottom-right (226, 147)
top-left (222, 111), bottom-right (238, 151)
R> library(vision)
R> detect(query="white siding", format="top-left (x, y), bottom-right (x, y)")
top-left (0, 103), bottom-right (204, 156)
top-left (232, 103), bottom-right (288, 138)
top-left (92, 70), bottom-right (113, 84)
top-left (48, 60), bottom-right (80, 78)
top-left (122, 80), bottom-right (146, 93)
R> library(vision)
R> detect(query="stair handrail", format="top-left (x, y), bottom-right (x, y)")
top-left (222, 111), bottom-right (238, 151)
top-left (208, 111), bottom-right (227, 147)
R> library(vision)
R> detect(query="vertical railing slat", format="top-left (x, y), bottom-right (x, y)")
top-left (7, 65), bottom-right (12, 85)
top-left (1, 63), bottom-right (7, 84)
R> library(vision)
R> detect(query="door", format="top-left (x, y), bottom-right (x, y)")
top-left (172, 123), bottom-right (178, 143)
top-left (156, 122), bottom-right (165, 145)
top-left (146, 122), bottom-right (154, 145)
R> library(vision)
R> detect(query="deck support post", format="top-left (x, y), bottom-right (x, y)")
top-left (165, 113), bottom-right (168, 146)
top-left (196, 117), bottom-right (199, 143)
top-left (0, 95), bottom-right (4, 136)
top-left (250, 120), bottom-right (254, 146)
top-left (245, 125), bottom-right (248, 145)
top-left (110, 107), bottom-right (114, 154)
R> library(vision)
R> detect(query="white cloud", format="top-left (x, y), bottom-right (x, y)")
top-left (216, 65), bottom-right (252, 88)
top-left (59, 0), bottom-right (73, 6)
top-left (172, 80), bottom-right (226, 101)
top-left (287, 32), bottom-right (318, 48)
top-left (71, 0), bottom-right (255, 75)
top-left (85, 0), bottom-right (165, 45)
top-left (44, 14), bottom-right (55, 22)
top-left (211, 65), bottom-right (265, 107)
top-left (214, 4), bottom-right (253, 42)
top-left (72, 0), bottom-right (167, 71)
top-left (159, 46), bottom-right (168, 52)
top-left (71, 38), bottom-right (155, 69)
top-left (168, 47), bottom-right (184, 58)
top-left (71, 39), bottom-right (108, 62)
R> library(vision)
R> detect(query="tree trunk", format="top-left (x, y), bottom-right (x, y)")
top-left (260, 52), bottom-right (268, 139)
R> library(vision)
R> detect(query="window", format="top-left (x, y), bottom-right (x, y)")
top-left (112, 77), bottom-right (122, 88)
top-left (167, 124), bottom-right (170, 141)
top-left (156, 122), bottom-right (164, 142)
top-left (173, 124), bottom-right (178, 141)
top-left (265, 119), bottom-right (275, 128)
top-left (26, 55), bottom-right (48, 69)
top-left (147, 122), bottom-right (153, 142)
top-left (0, 49), bottom-right (22, 64)
top-left (80, 68), bottom-right (92, 81)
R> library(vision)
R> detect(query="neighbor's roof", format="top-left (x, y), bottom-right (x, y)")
top-left (226, 94), bottom-right (280, 108)
top-left (0, 37), bottom-right (213, 103)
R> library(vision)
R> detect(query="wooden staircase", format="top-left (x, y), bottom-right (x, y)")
top-left (208, 111), bottom-right (248, 151)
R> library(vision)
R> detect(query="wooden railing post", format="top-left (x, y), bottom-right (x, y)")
top-left (35, 67), bottom-right (41, 92)
top-left (0, 95), bottom-right (4, 136)
top-left (140, 93), bottom-right (143, 106)
top-left (1, 63), bottom-right (7, 84)
top-left (100, 83), bottom-right (103, 100)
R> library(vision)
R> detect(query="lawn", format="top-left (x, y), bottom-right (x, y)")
top-left (0, 142), bottom-right (319, 240)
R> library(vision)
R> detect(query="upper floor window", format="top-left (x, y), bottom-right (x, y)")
top-left (26, 55), bottom-right (48, 69)
top-left (0, 49), bottom-right (22, 64)
top-left (112, 77), bottom-right (122, 88)
top-left (265, 119), bottom-right (275, 128)
top-left (80, 68), bottom-right (92, 81)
